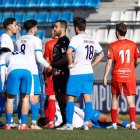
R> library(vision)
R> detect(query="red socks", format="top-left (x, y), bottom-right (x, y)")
top-left (111, 109), bottom-right (117, 123)
top-left (48, 100), bottom-right (56, 121)
top-left (129, 107), bottom-right (136, 122)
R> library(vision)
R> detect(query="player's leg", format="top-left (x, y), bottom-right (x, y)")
top-left (44, 75), bottom-right (56, 129)
top-left (57, 75), bottom-right (80, 130)
top-left (82, 74), bottom-right (94, 130)
top-left (19, 94), bottom-right (30, 130)
top-left (57, 95), bottom-right (74, 130)
top-left (18, 69), bottom-right (32, 130)
top-left (30, 74), bottom-right (42, 130)
top-left (54, 71), bottom-right (68, 127)
top-left (4, 94), bottom-right (14, 130)
top-left (124, 81), bottom-right (136, 130)
top-left (4, 70), bottom-right (21, 130)
top-left (106, 94), bottom-right (119, 129)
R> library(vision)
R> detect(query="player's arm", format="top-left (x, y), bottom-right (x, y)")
top-left (103, 58), bottom-right (112, 87)
top-left (91, 52), bottom-right (104, 67)
top-left (35, 39), bottom-right (52, 70)
top-left (0, 54), bottom-right (7, 92)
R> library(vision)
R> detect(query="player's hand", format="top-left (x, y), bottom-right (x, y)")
top-left (68, 61), bottom-right (78, 69)
top-left (103, 77), bottom-right (107, 87)
top-left (51, 68), bottom-right (61, 76)
top-left (30, 95), bottom-right (37, 104)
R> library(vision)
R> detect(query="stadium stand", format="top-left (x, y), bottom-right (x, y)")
top-left (110, 11), bottom-right (123, 22)
top-left (94, 28), bottom-right (108, 44)
top-left (14, 12), bottom-right (26, 23)
top-left (123, 10), bottom-right (136, 22)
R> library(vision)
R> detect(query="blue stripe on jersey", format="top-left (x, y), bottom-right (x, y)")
top-left (35, 49), bottom-right (42, 52)
top-left (0, 64), bottom-right (6, 67)
top-left (68, 46), bottom-right (76, 52)
top-left (96, 50), bottom-right (103, 54)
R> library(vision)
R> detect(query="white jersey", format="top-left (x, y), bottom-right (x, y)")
top-left (0, 52), bottom-right (31, 91)
top-left (55, 104), bottom-right (84, 128)
top-left (0, 33), bottom-right (14, 51)
top-left (16, 34), bottom-right (49, 75)
top-left (69, 33), bottom-right (103, 75)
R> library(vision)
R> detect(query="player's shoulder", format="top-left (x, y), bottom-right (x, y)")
top-left (46, 38), bottom-right (58, 45)
top-left (1, 33), bottom-right (10, 39)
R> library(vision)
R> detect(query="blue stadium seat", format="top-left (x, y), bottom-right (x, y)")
top-left (36, 30), bottom-right (46, 43)
top-left (4, 0), bottom-right (16, 8)
top-left (40, 0), bottom-right (50, 8)
top-left (0, 12), bottom-right (3, 23)
top-left (74, 0), bottom-right (87, 7)
top-left (21, 30), bottom-right (26, 35)
top-left (15, 12), bottom-right (25, 23)
top-left (51, 0), bottom-right (63, 7)
top-left (0, 30), bottom-right (5, 36)
top-left (60, 11), bottom-right (73, 22)
top-left (28, 0), bottom-right (40, 8)
top-left (49, 12), bottom-right (60, 22)
top-left (63, 0), bottom-right (74, 8)
top-left (37, 12), bottom-right (49, 22)
top-left (25, 12), bottom-right (37, 21)
top-left (2, 12), bottom-right (14, 22)
top-left (16, 0), bottom-right (29, 8)
top-left (87, 0), bottom-right (100, 8)
top-left (0, 0), bottom-right (5, 8)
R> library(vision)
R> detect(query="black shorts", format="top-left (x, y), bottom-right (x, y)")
top-left (53, 69), bottom-right (69, 94)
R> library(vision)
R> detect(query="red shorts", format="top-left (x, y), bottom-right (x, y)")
top-left (111, 79), bottom-right (136, 96)
top-left (45, 75), bottom-right (55, 95)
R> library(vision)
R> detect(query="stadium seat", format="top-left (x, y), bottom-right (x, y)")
top-left (25, 12), bottom-right (37, 21)
top-left (36, 30), bottom-right (46, 43)
top-left (28, 0), bottom-right (40, 8)
top-left (15, 12), bottom-right (26, 23)
top-left (63, 0), bottom-right (74, 8)
top-left (2, 12), bottom-right (14, 22)
top-left (21, 30), bottom-right (26, 35)
top-left (0, 30), bottom-right (5, 36)
top-left (60, 11), bottom-right (73, 22)
top-left (125, 29), bottom-right (133, 40)
top-left (133, 29), bottom-right (140, 43)
top-left (48, 12), bottom-right (60, 22)
top-left (37, 12), bottom-right (49, 22)
top-left (85, 29), bottom-right (96, 39)
top-left (110, 11), bottom-right (123, 22)
top-left (87, 0), bottom-right (100, 8)
top-left (94, 29), bottom-right (108, 44)
top-left (74, 0), bottom-right (87, 7)
top-left (123, 10), bottom-right (136, 22)
top-left (136, 11), bottom-right (140, 22)
top-left (138, 0), bottom-right (140, 7)
top-left (40, 0), bottom-right (50, 8)
top-left (16, 0), bottom-right (29, 8)
top-left (0, 0), bottom-right (5, 8)
top-left (0, 12), bottom-right (3, 23)
top-left (107, 29), bottom-right (117, 43)
top-left (4, 0), bottom-right (16, 8)
top-left (51, 0), bottom-right (63, 7)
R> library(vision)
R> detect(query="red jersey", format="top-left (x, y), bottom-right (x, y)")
top-left (44, 38), bottom-right (58, 64)
top-left (108, 39), bottom-right (139, 82)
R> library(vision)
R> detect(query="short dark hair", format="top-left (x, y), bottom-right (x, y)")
top-left (3, 18), bottom-right (16, 29)
top-left (73, 17), bottom-right (86, 31)
top-left (55, 20), bottom-right (67, 30)
top-left (116, 23), bottom-right (127, 36)
top-left (0, 47), bottom-right (11, 55)
top-left (24, 20), bottom-right (37, 32)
